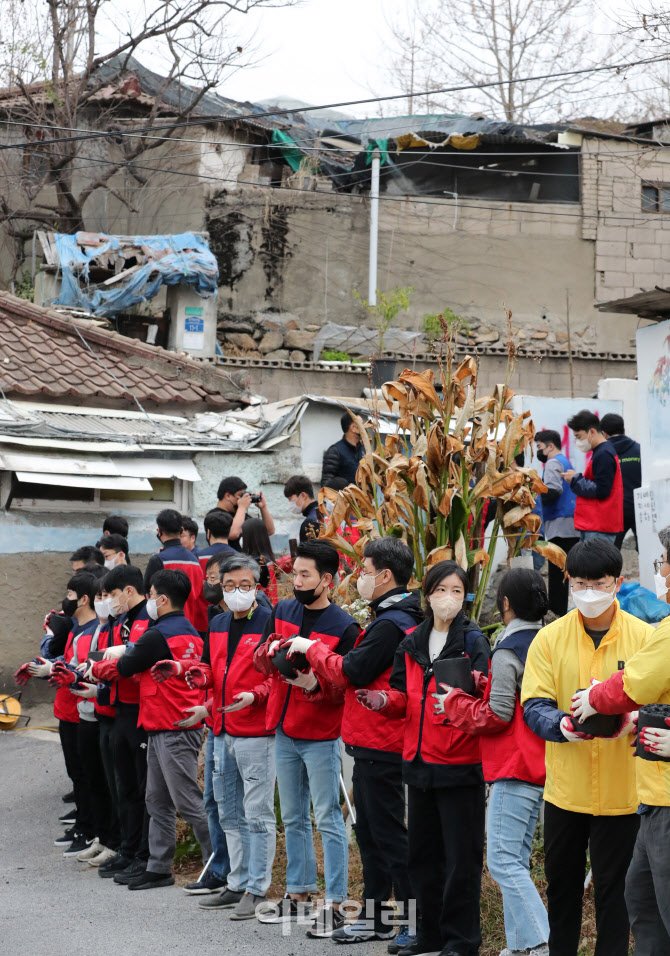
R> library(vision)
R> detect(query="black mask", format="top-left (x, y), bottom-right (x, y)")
top-left (203, 582), bottom-right (223, 606)
top-left (537, 449), bottom-right (548, 464)
top-left (156, 532), bottom-right (163, 543)
top-left (62, 597), bottom-right (78, 616)
top-left (293, 580), bottom-right (324, 606)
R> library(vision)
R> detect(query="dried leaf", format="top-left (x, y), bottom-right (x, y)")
top-left (455, 533), bottom-right (468, 570)
top-left (426, 545), bottom-right (454, 566)
top-left (398, 368), bottom-right (443, 409)
top-left (411, 463), bottom-right (431, 511)
top-left (533, 540), bottom-right (567, 570)
top-left (453, 385), bottom-right (475, 436)
top-left (438, 487), bottom-right (454, 516)
top-left (469, 548), bottom-right (490, 567)
top-left (454, 356), bottom-right (478, 383)
top-left (503, 504), bottom-right (533, 527)
top-left (412, 434), bottom-right (428, 458)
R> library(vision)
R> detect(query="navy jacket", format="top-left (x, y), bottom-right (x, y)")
top-left (321, 437), bottom-right (364, 491)
top-left (608, 434), bottom-right (642, 515)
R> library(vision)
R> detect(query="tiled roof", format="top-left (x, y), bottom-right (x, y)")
top-left (0, 292), bottom-right (247, 407)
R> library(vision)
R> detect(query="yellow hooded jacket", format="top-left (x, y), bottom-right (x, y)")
top-left (621, 616), bottom-right (670, 807)
top-left (521, 603), bottom-right (653, 815)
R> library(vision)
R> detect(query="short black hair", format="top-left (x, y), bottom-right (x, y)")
top-left (156, 508), bottom-right (182, 537)
top-left (340, 411), bottom-right (355, 433)
top-left (496, 568), bottom-right (549, 621)
top-left (66, 571), bottom-right (98, 606)
top-left (566, 538), bottom-right (623, 580)
top-left (103, 564), bottom-right (144, 594)
top-left (284, 475), bottom-right (315, 499)
top-left (150, 568), bottom-right (191, 609)
top-left (70, 545), bottom-right (104, 566)
top-left (295, 539), bottom-right (340, 579)
top-left (600, 413), bottom-right (625, 436)
top-left (204, 509), bottom-right (233, 539)
top-left (217, 476), bottom-right (247, 500)
top-left (103, 514), bottom-right (129, 537)
top-left (567, 410), bottom-right (602, 434)
top-left (98, 534), bottom-right (129, 558)
top-left (535, 429), bottom-right (562, 450)
top-left (181, 516), bottom-right (198, 537)
top-left (82, 563), bottom-right (108, 580)
top-left (363, 538), bottom-right (414, 588)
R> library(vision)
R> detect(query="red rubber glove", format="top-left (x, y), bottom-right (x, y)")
top-left (151, 660), bottom-right (182, 683)
top-left (560, 716), bottom-right (594, 742)
top-left (14, 663), bottom-right (33, 686)
top-left (267, 634), bottom-right (284, 658)
top-left (49, 662), bottom-right (76, 688)
top-left (472, 670), bottom-right (488, 697)
top-left (355, 689), bottom-right (388, 711)
top-left (630, 713), bottom-right (639, 749)
top-left (185, 665), bottom-right (207, 689)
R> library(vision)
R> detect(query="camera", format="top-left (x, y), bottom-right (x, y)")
top-left (249, 493), bottom-right (262, 505)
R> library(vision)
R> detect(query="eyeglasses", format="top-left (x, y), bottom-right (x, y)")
top-left (570, 581), bottom-right (616, 593)
top-left (222, 584), bottom-right (255, 593)
top-left (654, 557), bottom-right (667, 574)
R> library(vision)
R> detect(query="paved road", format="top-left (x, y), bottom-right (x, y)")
top-left (0, 728), bottom-right (389, 956)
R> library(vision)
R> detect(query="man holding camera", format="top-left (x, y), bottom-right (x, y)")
top-left (215, 476), bottom-right (275, 552)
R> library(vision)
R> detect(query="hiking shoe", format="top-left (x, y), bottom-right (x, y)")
top-left (59, 810), bottom-right (76, 825)
top-left (76, 838), bottom-right (102, 861)
top-left (332, 920), bottom-right (396, 944)
top-left (99, 854), bottom-right (132, 878)
top-left (230, 892), bottom-right (267, 920)
top-left (89, 846), bottom-right (116, 867)
top-left (199, 887), bottom-right (244, 909)
top-left (113, 859), bottom-right (146, 885)
top-left (54, 826), bottom-right (77, 847)
top-left (388, 927), bottom-right (417, 954)
top-left (128, 870), bottom-right (175, 891)
top-left (183, 873), bottom-right (227, 895)
top-left (64, 834), bottom-right (94, 857)
top-left (62, 790), bottom-right (75, 803)
top-left (306, 905), bottom-right (346, 939)
top-left (256, 894), bottom-right (316, 923)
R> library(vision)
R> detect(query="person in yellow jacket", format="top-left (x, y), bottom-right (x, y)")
top-left (521, 538), bottom-right (653, 956)
top-left (571, 526), bottom-right (670, 954)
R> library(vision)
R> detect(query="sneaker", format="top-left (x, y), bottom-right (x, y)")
top-left (256, 894), bottom-right (316, 923)
top-left (306, 905), bottom-right (346, 939)
top-left (397, 937), bottom-right (442, 956)
top-left (54, 826), bottom-right (77, 847)
top-left (63, 834), bottom-right (94, 857)
top-left (388, 928), bottom-right (416, 954)
top-left (113, 859), bottom-right (147, 885)
top-left (99, 854), bottom-right (132, 878)
top-left (528, 948), bottom-right (550, 956)
top-left (76, 838), bottom-right (102, 862)
top-left (183, 873), bottom-right (228, 895)
top-left (127, 870), bottom-right (175, 891)
top-left (332, 919), bottom-right (396, 944)
top-left (89, 846), bottom-right (117, 867)
top-left (59, 810), bottom-right (76, 825)
top-left (199, 888), bottom-right (244, 910)
top-left (62, 790), bottom-right (75, 803)
top-left (230, 892), bottom-right (268, 921)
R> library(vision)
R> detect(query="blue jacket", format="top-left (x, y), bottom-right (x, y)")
top-left (543, 452), bottom-right (577, 522)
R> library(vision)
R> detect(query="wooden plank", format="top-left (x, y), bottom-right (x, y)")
top-left (102, 263), bottom-right (141, 286)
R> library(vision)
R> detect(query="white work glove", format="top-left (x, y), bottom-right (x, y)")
top-left (220, 692), bottom-right (255, 713)
top-left (83, 663), bottom-right (98, 683)
top-left (570, 680), bottom-right (600, 723)
top-left (71, 683), bottom-right (97, 699)
top-left (284, 636), bottom-right (315, 657)
top-left (173, 704), bottom-right (209, 729)
top-left (285, 669), bottom-right (319, 692)
top-left (103, 644), bottom-right (126, 661)
top-left (639, 718), bottom-right (670, 758)
top-left (28, 657), bottom-right (52, 678)
top-left (431, 682), bottom-right (453, 715)
top-left (560, 715), bottom-right (594, 742)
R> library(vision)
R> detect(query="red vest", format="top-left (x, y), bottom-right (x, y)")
top-left (402, 653), bottom-right (481, 767)
top-left (208, 606), bottom-right (272, 737)
top-left (138, 614), bottom-right (204, 731)
top-left (341, 610), bottom-right (418, 754)
top-left (265, 600), bottom-right (358, 740)
top-left (157, 543), bottom-right (208, 632)
top-left (574, 450), bottom-right (624, 533)
top-left (110, 609), bottom-right (151, 705)
top-left (93, 622), bottom-right (116, 718)
top-left (53, 620), bottom-right (99, 723)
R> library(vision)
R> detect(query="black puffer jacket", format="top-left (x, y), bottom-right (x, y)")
top-left (321, 436), bottom-right (364, 491)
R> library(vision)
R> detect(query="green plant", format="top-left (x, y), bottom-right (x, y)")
top-left (321, 349), bottom-right (351, 361)
top-left (13, 271), bottom-right (34, 302)
top-left (354, 285), bottom-right (413, 355)
top-left (424, 308), bottom-right (470, 341)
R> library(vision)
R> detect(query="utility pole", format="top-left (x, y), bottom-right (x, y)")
top-left (368, 148), bottom-right (380, 306)
top-left (566, 289), bottom-right (575, 399)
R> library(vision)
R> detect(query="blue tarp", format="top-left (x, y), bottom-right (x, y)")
top-left (618, 582), bottom-right (670, 624)
top-left (53, 232), bottom-right (218, 318)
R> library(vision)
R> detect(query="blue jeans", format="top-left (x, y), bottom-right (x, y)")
top-left (275, 729), bottom-right (348, 902)
top-left (204, 731), bottom-right (230, 881)
top-left (487, 779), bottom-right (549, 952)
top-left (579, 530), bottom-right (617, 542)
top-left (213, 733), bottom-right (276, 896)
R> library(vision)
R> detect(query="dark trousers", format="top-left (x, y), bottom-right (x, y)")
top-left (625, 806), bottom-right (670, 954)
top-left (547, 537), bottom-right (579, 616)
top-left (615, 511), bottom-right (638, 551)
top-left (113, 704), bottom-right (149, 862)
top-left (544, 801), bottom-right (639, 956)
top-left (58, 718), bottom-right (92, 837)
top-left (407, 783), bottom-right (485, 954)
top-left (98, 716), bottom-right (120, 851)
top-left (77, 719), bottom-right (115, 846)
top-left (352, 757), bottom-right (412, 930)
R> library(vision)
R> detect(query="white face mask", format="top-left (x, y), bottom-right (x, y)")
top-left (572, 587), bottom-right (616, 619)
top-left (225, 587), bottom-right (257, 613)
top-left (575, 437), bottom-right (591, 453)
top-left (110, 591), bottom-right (130, 617)
top-left (357, 570), bottom-right (383, 602)
top-left (288, 499), bottom-right (304, 516)
top-left (104, 557), bottom-right (117, 570)
top-left (94, 598), bottom-right (112, 619)
top-left (429, 594), bottom-right (464, 622)
top-left (146, 598), bottom-right (160, 620)
top-left (654, 572), bottom-right (670, 600)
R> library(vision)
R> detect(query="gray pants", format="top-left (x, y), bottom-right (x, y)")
top-left (626, 806), bottom-right (670, 955)
top-left (145, 729), bottom-right (212, 875)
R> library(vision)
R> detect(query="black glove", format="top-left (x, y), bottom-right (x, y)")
top-left (47, 614), bottom-right (74, 657)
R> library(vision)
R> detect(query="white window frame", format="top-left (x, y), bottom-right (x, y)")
top-left (0, 471), bottom-right (190, 515)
